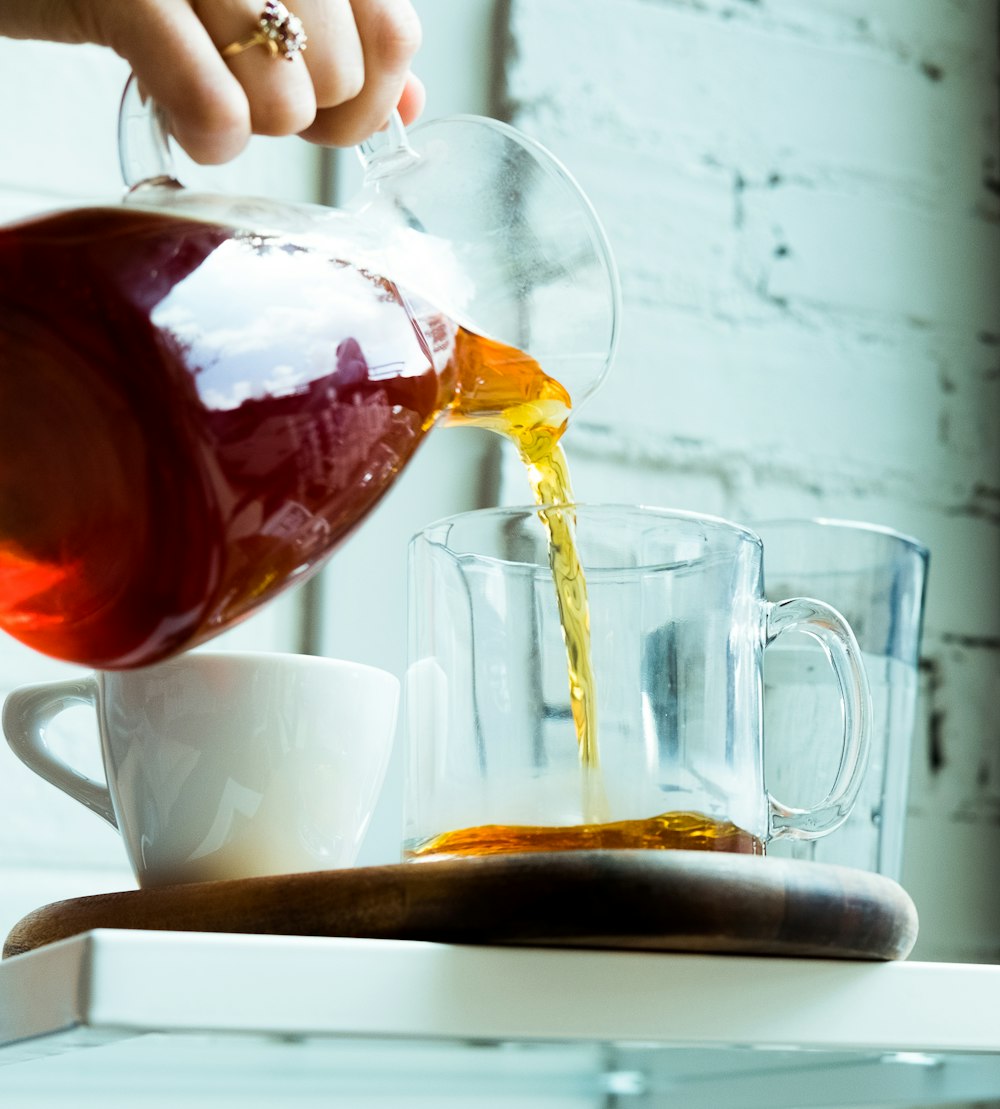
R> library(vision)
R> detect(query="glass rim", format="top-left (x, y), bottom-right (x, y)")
top-left (750, 516), bottom-right (930, 561)
top-left (413, 502), bottom-right (763, 574)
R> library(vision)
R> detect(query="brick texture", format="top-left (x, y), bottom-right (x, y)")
top-left (501, 0), bottom-right (1000, 964)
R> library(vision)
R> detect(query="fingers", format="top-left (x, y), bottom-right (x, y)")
top-left (394, 71), bottom-right (426, 128)
top-left (0, 0), bottom-right (97, 43)
top-left (0, 0), bottom-right (251, 163)
top-left (94, 0), bottom-right (254, 164)
top-left (289, 0), bottom-right (366, 112)
top-left (195, 0), bottom-right (318, 137)
top-left (190, 0), bottom-right (424, 152)
top-left (300, 0), bottom-right (422, 146)
top-left (0, 0), bottom-right (423, 161)
top-left (201, 0), bottom-right (422, 148)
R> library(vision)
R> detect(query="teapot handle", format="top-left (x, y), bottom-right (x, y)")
top-left (118, 74), bottom-right (176, 189)
top-left (117, 72), bottom-right (418, 191)
top-left (356, 113), bottom-right (421, 182)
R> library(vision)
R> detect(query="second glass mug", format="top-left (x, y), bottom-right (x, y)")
top-left (0, 80), bottom-right (619, 670)
top-left (403, 505), bottom-right (873, 860)
top-left (755, 519), bottom-right (929, 879)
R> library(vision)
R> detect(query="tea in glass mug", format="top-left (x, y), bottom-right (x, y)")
top-left (403, 505), bottom-right (873, 861)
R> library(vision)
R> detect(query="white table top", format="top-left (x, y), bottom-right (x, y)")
top-left (0, 931), bottom-right (998, 1107)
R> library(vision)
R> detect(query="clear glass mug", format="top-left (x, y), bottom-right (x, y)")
top-left (755, 519), bottom-right (929, 879)
top-left (403, 505), bottom-right (872, 861)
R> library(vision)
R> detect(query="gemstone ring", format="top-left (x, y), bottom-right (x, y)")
top-left (221, 1), bottom-right (307, 62)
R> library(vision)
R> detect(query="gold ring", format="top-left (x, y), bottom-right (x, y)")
top-left (222, 1), bottom-right (307, 61)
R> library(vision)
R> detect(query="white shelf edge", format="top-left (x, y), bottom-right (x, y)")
top-left (1, 930), bottom-right (998, 1060)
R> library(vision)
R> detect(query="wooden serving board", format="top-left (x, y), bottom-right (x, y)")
top-left (2, 851), bottom-right (918, 961)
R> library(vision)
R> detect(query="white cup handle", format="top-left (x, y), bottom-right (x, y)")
top-left (2, 677), bottom-right (118, 827)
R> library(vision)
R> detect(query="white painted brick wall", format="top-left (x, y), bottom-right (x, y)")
top-left (500, 0), bottom-right (1000, 968)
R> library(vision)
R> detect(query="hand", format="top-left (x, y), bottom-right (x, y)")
top-left (0, 0), bottom-right (426, 163)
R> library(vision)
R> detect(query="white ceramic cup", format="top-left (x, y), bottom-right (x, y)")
top-left (2, 651), bottom-right (399, 888)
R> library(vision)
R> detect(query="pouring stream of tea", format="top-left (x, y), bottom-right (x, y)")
top-left (443, 329), bottom-right (607, 824)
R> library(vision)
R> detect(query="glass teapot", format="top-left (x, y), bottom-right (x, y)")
top-left (0, 79), bottom-right (620, 670)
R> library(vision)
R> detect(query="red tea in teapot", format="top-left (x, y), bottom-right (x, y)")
top-left (0, 205), bottom-right (575, 669)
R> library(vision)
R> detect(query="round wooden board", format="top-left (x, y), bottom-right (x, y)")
top-left (2, 851), bottom-right (918, 961)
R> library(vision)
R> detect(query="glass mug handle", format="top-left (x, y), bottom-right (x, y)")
top-left (2, 677), bottom-right (118, 827)
top-left (764, 597), bottom-right (873, 840)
